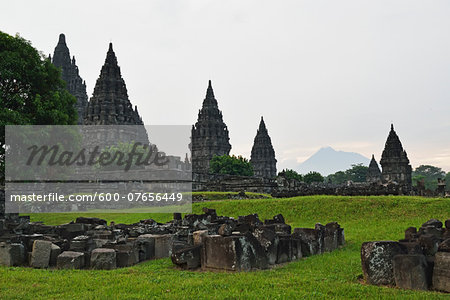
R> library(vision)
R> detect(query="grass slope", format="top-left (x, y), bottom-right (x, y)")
top-left (1, 195), bottom-right (449, 299)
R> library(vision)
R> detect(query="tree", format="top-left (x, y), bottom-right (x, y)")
top-left (445, 172), bottom-right (450, 191)
top-left (326, 164), bottom-right (368, 184)
top-left (303, 171), bottom-right (324, 184)
top-left (412, 165), bottom-right (446, 191)
top-left (345, 164), bottom-right (368, 182)
top-left (0, 31), bottom-right (77, 183)
top-left (209, 155), bottom-right (253, 176)
top-left (278, 169), bottom-right (303, 181)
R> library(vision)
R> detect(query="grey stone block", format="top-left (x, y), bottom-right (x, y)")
top-left (57, 251), bottom-right (85, 269)
top-left (90, 248), bottom-right (116, 270)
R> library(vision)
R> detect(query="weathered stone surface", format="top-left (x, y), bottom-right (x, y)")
top-left (193, 230), bottom-right (209, 246)
top-left (292, 228), bottom-right (319, 256)
top-left (114, 243), bottom-right (139, 267)
top-left (404, 227), bottom-right (417, 241)
top-left (171, 245), bottom-right (201, 269)
top-left (136, 234), bottom-right (155, 261)
top-left (203, 234), bottom-right (268, 271)
top-left (57, 251), bottom-right (84, 269)
top-left (419, 234), bottom-right (440, 256)
top-left (0, 242), bottom-right (25, 266)
top-left (361, 241), bottom-right (406, 286)
top-left (90, 248), bottom-right (116, 270)
top-left (398, 242), bottom-right (423, 255)
top-left (393, 254), bottom-right (431, 290)
top-left (30, 240), bottom-right (53, 268)
top-left (438, 238), bottom-right (450, 253)
top-left (218, 224), bottom-right (232, 236)
top-left (276, 235), bottom-right (292, 264)
top-left (49, 244), bottom-right (61, 267)
top-left (250, 117), bottom-right (277, 178)
top-left (432, 252), bottom-right (450, 292)
top-left (422, 219), bottom-right (443, 229)
top-left (75, 217), bottom-right (107, 226)
top-left (253, 227), bottom-right (279, 265)
top-left (152, 234), bottom-right (174, 259)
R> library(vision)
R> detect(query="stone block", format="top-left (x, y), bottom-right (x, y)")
top-left (419, 234), bottom-right (440, 256)
top-left (30, 240), bottom-right (53, 268)
top-left (253, 227), bottom-right (279, 265)
top-left (171, 245), bottom-right (201, 269)
top-left (276, 235), bottom-right (292, 264)
top-left (292, 228), bottom-right (319, 256)
top-left (291, 237), bottom-right (303, 261)
top-left (405, 227), bottom-right (417, 240)
top-left (57, 251), bottom-right (85, 269)
top-left (438, 238), bottom-right (450, 252)
top-left (49, 244), bottom-right (61, 267)
top-left (445, 219), bottom-right (450, 229)
top-left (393, 254), bottom-right (431, 290)
top-left (361, 241), bottom-right (407, 286)
top-left (154, 234), bottom-right (174, 259)
top-left (218, 224), bottom-right (232, 236)
top-left (115, 243), bottom-right (139, 267)
top-left (203, 234), bottom-right (268, 271)
top-left (421, 219), bottom-right (442, 228)
top-left (90, 248), bottom-right (116, 270)
top-left (75, 217), bottom-right (107, 226)
top-left (136, 234), bottom-right (155, 261)
top-left (0, 242), bottom-right (25, 266)
top-left (398, 242), bottom-right (423, 255)
top-left (432, 252), bottom-right (450, 292)
top-left (193, 230), bottom-right (209, 246)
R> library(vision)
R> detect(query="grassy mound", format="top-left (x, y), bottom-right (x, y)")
top-left (1, 195), bottom-right (449, 299)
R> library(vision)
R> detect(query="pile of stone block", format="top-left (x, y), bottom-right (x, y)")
top-left (361, 218), bottom-right (450, 293)
top-left (0, 208), bottom-right (344, 271)
top-left (171, 210), bottom-right (344, 271)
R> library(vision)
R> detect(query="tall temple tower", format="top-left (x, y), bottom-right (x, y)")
top-left (366, 154), bottom-right (381, 183)
top-left (52, 33), bottom-right (88, 125)
top-left (84, 43), bottom-right (144, 126)
top-left (250, 117), bottom-right (277, 178)
top-left (380, 124), bottom-right (412, 188)
top-left (191, 80), bottom-right (231, 174)
top-left (84, 43), bottom-right (148, 146)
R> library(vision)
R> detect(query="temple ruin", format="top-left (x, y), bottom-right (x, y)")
top-left (250, 117), bottom-right (277, 178)
top-left (191, 81), bottom-right (232, 174)
top-left (51, 34), bottom-right (88, 125)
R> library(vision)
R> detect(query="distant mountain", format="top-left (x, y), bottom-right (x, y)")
top-left (297, 147), bottom-right (370, 176)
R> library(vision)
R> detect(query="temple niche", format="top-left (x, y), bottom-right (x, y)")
top-left (366, 155), bottom-right (381, 183)
top-left (191, 81), bottom-right (231, 174)
top-left (250, 117), bottom-right (277, 178)
top-left (51, 34), bottom-right (88, 125)
top-left (380, 124), bottom-right (412, 189)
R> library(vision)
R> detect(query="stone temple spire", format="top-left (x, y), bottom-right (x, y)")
top-left (84, 43), bottom-right (143, 126)
top-left (366, 154), bottom-right (381, 183)
top-left (250, 116), bottom-right (277, 178)
top-left (380, 124), bottom-right (412, 188)
top-left (52, 33), bottom-right (88, 124)
top-left (191, 80), bottom-right (231, 173)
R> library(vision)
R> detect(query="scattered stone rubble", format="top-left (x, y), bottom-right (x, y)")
top-left (0, 209), bottom-right (344, 271)
top-left (361, 218), bottom-right (450, 293)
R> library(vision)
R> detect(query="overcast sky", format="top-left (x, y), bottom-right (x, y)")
top-left (2, 0), bottom-right (449, 172)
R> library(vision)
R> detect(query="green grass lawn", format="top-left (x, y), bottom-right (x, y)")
top-left (1, 195), bottom-right (449, 299)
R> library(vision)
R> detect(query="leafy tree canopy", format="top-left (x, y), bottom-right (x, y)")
top-left (209, 155), bottom-right (253, 176)
top-left (412, 165), bottom-right (446, 191)
top-left (326, 164), bottom-right (369, 184)
top-left (278, 169), bottom-right (303, 181)
top-left (0, 31), bottom-right (77, 183)
top-left (303, 171), bottom-right (324, 184)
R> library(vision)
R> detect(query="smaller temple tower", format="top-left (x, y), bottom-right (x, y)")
top-left (380, 124), bottom-right (412, 188)
top-left (250, 117), bottom-right (277, 178)
top-left (366, 154), bottom-right (381, 183)
top-left (52, 33), bottom-right (88, 125)
top-left (191, 81), bottom-right (231, 174)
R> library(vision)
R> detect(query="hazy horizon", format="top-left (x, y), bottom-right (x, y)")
top-left (2, 0), bottom-right (449, 173)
